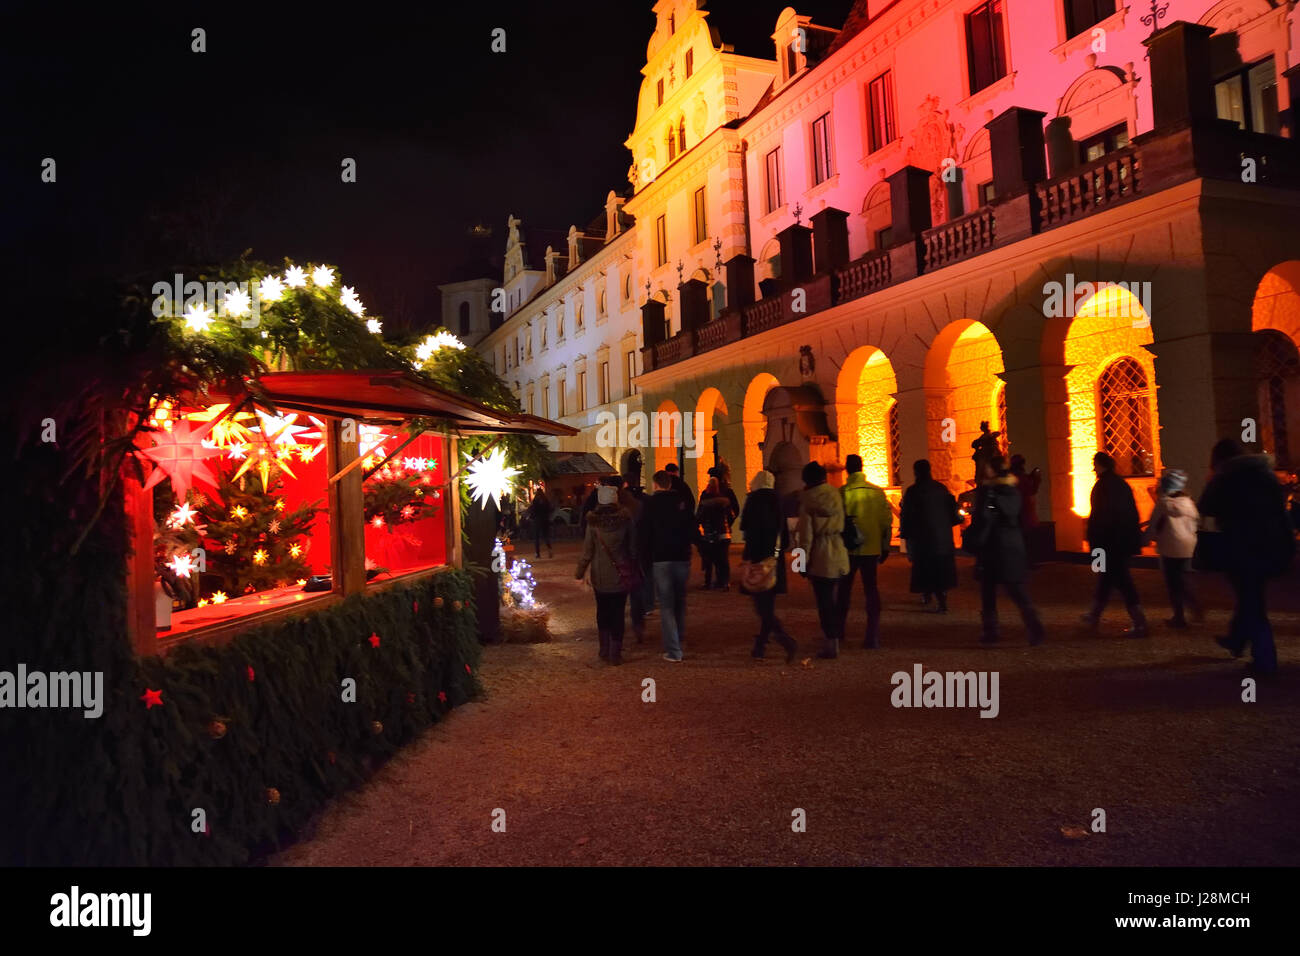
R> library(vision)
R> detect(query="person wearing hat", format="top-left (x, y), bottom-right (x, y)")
top-left (1146, 468), bottom-right (1202, 629)
top-left (575, 483), bottom-right (636, 665)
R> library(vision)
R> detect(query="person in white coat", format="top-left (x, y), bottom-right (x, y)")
top-left (1147, 468), bottom-right (1202, 628)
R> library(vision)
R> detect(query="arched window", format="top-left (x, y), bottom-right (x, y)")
top-left (1256, 330), bottom-right (1300, 469)
top-left (576, 303), bottom-right (584, 330)
top-left (888, 400), bottom-right (901, 487)
top-left (1098, 357), bottom-right (1154, 477)
top-left (557, 309), bottom-right (564, 339)
top-left (667, 128), bottom-right (677, 162)
top-left (678, 117), bottom-right (686, 154)
top-left (458, 301), bottom-right (470, 336)
top-left (995, 380), bottom-right (1008, 451)
top-left (624, 275), bottom-right (632, 301)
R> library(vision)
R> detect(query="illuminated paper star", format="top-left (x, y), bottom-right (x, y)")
top-left (253, 548), bottom-right (268, 565)
top-left (311, 265), bottom-right (335, 288)
top-left (284, 265), bottom-right (308, 288)
top-left (274, 498), bottom-right (286, 511)
top-left (231, 505), bottom-right (248, 520)
top-left (167, 501), bottom-right (198, 528)
top-left (268, 519), bottom-right (281, 534)
top-left (288, 543), bottom-right (302, 558)
top-left (211, 591), bottom-right (228, 604)
top-left (258, 275), bottom-right (285, 301)
top-left (227, 443), bottom-right (247, 461)
top-left (371, 515), bottom-right (385, 528)
top-left (140, 688), bottom-right (164, 709)
top-left (139, 419), bottom-right (223, 500)
top-left (463, 447), bottom-right (519, 510)
top-left (223, 287), bottom-right (252, 318)
top-left (400, 505), bottom-right (415, 520)
top-left (183, 302), bottom-right (215, 333)
top-left (224, 541), bottom-right (238, 554)
top-left (366, 318), bottom-right (381, 333)
top-left (167, 552), bottom-right (196, 578)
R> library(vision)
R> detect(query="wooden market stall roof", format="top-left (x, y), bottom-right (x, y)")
top-left (253, 370), bottom-right (577, 437)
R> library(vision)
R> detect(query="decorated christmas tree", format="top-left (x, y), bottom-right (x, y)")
top-left (198, 467), bottom-right (320, 597)
top-left (363, 461), bottom-right (441, 528)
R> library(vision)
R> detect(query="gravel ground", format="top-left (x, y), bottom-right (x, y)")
top-left (273, 542), bottom-right (1300, 866)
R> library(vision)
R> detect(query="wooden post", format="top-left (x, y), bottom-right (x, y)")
top-left (445, 434), bottom-right (464, 567)
top-left (326, 416), bottom-right (366, 596)
top-left (123, 466), bottom-right (159, 656)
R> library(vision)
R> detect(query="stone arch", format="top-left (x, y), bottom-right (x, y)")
top-left (835, 345), bottom-right (899, 488)
top-left (962, 127), bottom-right (993, 212)
top-left (694, 386), bottom-right (729, 494)
top-left (1056, 61), bottom-right (1135, 148)
top-left (742, 372), bottom-right (781, 490)
top-left (652, 398), bottom-right (682, 474)
top-left (1251, 261), bottom-right (1300, 468)
top-left (1044, 284), bottom-right (1161, 535)
top-left (924, 320), bottom-right (1006, 497)
top-left (756, 238), bottom-right (782, 285)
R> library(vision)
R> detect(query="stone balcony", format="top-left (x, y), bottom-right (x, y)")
top-left (645, 120), bottom-right (1300, 375)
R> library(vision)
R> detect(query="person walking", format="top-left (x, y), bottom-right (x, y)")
top-left (899, 459), bottom-right (960, 612)
top-left (528, 488), bottom-right (554, 559)
top-left (739, 470), bottom-right (797, 662)
top-left (639, 469), bottom-right (696, 662)
top-left (664, 462), bottom-right (695, 510)
top-left (796, 460), bottom-right (849, 658)
top-left (1082, 452), bottom-right (1147, 637)
top-left (1198, 439), bottom-right (1295, 675)
top-left (574, 485), bottom-right (636, 665)
top-left (696, 477), bottom-right (736, 590)
top-left (971, 456), bottom-right (1046, 645)
top-left (836, 454), bottom-right (893, 648)
top-left (1146, 468), bottom-right (1202, 629)
top-left (619, 480), bottom-right (649, 643)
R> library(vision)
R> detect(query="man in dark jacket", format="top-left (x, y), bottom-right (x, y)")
top-left (900, 459), bottom-right (960, 611)
top-left (972, 457), bottom-right (1045, 645)
top-left (1199, 439), bottom-right (1295, 674)
top-left (664, 462), bottom-right (695, 510)
top-left (1083, 452), bottom-right (1147, 637)
top-left (639, 469), bottom-right (697, 662)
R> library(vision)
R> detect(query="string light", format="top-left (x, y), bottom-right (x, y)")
top-left (311, 265), bottom-right (335, 288)
top-left (284, 265), bottom-right (308, 288)
top-left (167, 553), bottom-right (195, 578)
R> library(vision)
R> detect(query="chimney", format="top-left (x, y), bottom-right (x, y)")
top-left (1143, 22), bottom-right (1217, 130)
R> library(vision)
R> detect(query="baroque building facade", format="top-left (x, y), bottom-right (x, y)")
top-left (478, 0), bottom-right (1300, 551)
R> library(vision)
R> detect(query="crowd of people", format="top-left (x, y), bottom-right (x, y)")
top-left (561, 434), bottom-right (1294, 676)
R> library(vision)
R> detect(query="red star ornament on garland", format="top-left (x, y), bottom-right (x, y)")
top-left (140, 688), bottom-right (164, 709)
top-left (138, 418), bottom-right (223, 500)
top-left (368, 633), bottom-right (381, 648)
top-left (437, 691), bottom-right (447, 703)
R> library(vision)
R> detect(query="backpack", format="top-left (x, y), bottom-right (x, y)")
top-left (840, 485), bottom-right (864, 551)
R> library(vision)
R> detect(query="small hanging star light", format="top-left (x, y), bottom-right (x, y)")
top-left (167, 553), bottom-right (196, 578)
top-left (252, 548), bottom-right (268, 565)
top-left (463, 447), bottom-right (519, 510)
top-left (211, 591), bottom-right (228, 604)
top-left (284, 265), bottom-right (308, 288)
top-left (182, 302), bottom-right (215, 333)
top-left (340, 285), bottom-right (366, 316)
top-left (223, 287), bottom-right (252, 318)
top-left (366, 318), bottom-right (382, 334)
top-left (311, 265), bottom-right (335, 288)
top-left (258, 275), bottom-right (285, 301)
top-left (167, 501), bottom-right (198, 528)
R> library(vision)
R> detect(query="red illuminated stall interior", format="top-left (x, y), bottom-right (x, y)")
top-left (128, 370), bottom-right (575, 654)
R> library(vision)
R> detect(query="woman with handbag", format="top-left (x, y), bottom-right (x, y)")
top-left (739, 470), bottom-right (797, 662)
top-left (696, 478), bottom-right (735, 590)
top-left (575, 485), bottom-right (637, 665)
top-left (796, 460), bottom-right (849, 659)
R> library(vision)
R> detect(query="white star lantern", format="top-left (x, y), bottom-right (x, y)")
top-left (463, 447), bottom-right (519, 511)
top-left (258, 275), bottom-right (285, 301)
top-left (183, 302), bottom-right (215, 333)
top-left (223, 287), bottom-right (252, 318)
top-left (366, 318), bottom-right (382, 334)
top-left (311, 265), bottom-right (335, 288)
top-left (284, 265), bottom-right (308, 288)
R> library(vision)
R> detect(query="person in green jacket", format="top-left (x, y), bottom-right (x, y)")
top-left (836, 454), bottom-right (893, 648)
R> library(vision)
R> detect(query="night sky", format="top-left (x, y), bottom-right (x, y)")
top-left (5, 1), bottom-right (852, 333)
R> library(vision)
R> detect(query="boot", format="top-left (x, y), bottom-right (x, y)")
top-left (1124, 604), bottom-right (1148, 638)
top-left (751, 635), bottom-right (767, 659)
top-left (980, 612), bottom-right (999, 645)
top-left (816, 636), bottom-right (839, 659)
top-left (777, 632), bottom-right (798, 664)
top-left (609, 635), bottom-right (623, 666)
top-left (1078, 607), bottom-right (1101, 632)
top-left (598, 630), bottom-right (610, 660)
top-left (633, 623), bottom-right (646, 644)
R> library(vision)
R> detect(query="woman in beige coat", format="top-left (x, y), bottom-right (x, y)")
top-left (797, 460), bottom-right (849, 658)
top-left (1147, 468), bottom-right (1202, 628)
